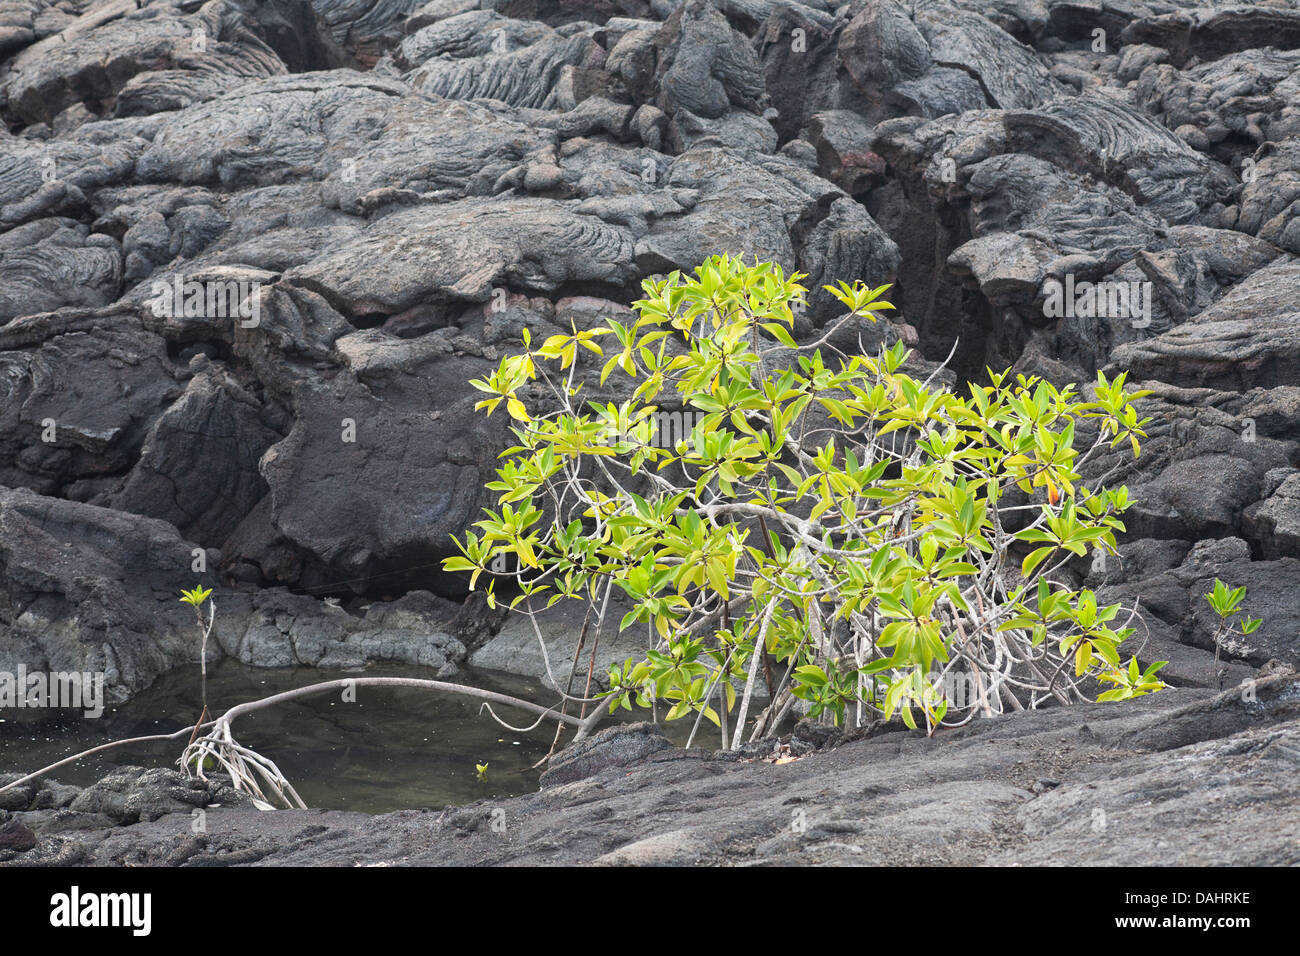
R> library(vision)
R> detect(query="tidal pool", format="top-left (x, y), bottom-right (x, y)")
top-left (0, 661), bottom-right (678, 814)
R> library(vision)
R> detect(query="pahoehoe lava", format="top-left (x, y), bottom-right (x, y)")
top-left (1, 0), bottom-right (1299, 866)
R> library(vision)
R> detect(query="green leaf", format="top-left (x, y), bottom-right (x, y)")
top-left (794, 665), bottom-right (828, 687)
top-left (1021, 546), bottom-right (1055, 578)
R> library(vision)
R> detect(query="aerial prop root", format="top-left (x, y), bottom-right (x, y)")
top-left (0, 677), bottom-right (609, 809)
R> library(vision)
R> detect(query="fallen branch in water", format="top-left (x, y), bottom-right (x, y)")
top-left (0, 676), bottom-right (608, 804)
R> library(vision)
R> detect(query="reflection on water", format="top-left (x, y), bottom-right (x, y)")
top-left (0, 661), bottom-right (687, 814)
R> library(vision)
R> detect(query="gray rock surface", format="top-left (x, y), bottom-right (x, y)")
top-left (5, 673), bottom-right (1297, 865)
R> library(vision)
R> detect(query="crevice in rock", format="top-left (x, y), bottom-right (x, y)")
top-left (864, 179), bottom-right (994, 384)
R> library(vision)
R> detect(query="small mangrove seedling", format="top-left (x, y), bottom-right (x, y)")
top-left (180, 585), bottom-right (215, 711)
top-left (1205, 579), bottom-right (1262, 688)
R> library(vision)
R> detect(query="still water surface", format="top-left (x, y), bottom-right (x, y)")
top-left (0, 661), bottom-right (687, 813)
